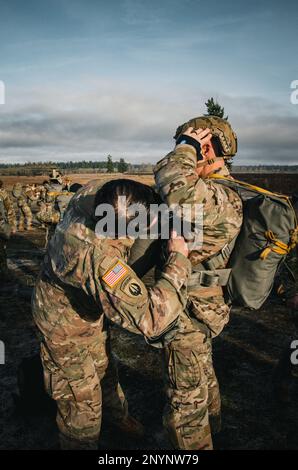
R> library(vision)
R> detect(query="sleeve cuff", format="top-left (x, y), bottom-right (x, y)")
top-left (163, 251), bottom-right (192, 289)
top-left (174, 143), bottom-right (198, 163)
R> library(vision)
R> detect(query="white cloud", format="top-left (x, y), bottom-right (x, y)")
top-left (0, 82), bottom-right (297, 164)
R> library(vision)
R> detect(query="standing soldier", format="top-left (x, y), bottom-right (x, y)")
top-left (25, 183), bottom-right (40, 213)
top-left (32, 179), bottom-right (191, 450)
top-left (0, 180), bottom-right (16, 279)
top-left (36, 183), bottom-right (81, 246)
top-left (11, 182), bottom-right (33, 231)
top-left (62, 176), bottom-right (72, 191)
top-left (154, 116), bottom-right (243, 450)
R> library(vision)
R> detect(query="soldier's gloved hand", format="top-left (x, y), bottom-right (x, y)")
top-left (177, 126), bottom-right (213, 153)
top-left (168, 230), bottom-right (189, 258)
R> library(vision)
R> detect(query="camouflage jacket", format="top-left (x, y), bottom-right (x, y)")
top-left (25, 186), bottom-right (39, 203)
top-left (32, 180), bottom-right (191, 347)
top-left (154, 143), bottom-right (243, 336)
top-left (36, 202), bottom-right (60, 225)
top-left (154, 144), bottom-right (243, 266)
top-left (36, 191), bottom-right (73, 225)
top-left (0, 188), bottom-right (16, 227)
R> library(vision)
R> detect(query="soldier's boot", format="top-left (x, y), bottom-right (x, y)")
top-left (59, 433), bottom-right (98, 450)
top-left (18, 224), bottom-right (24, 232)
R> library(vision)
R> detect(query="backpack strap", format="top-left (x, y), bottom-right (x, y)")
top-left (188, 268), bottom-right (231, 289)
top-left (201, 237), bottom-right (237, 270)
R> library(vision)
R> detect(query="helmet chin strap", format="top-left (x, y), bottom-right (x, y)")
top-left (196, 156), bottom-right (218, 168)
top-left (196, 155), bottom-right (228, 168)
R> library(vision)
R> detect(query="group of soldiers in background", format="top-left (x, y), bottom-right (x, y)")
top-left (0, 169), bottom-right (81, 279)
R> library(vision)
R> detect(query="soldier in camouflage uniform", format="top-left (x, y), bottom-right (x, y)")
top-left (154, 116), bottom-right (243, 450)
top-left (25, 183), bottom-right (40, 215)
top-left (11, 182), bottom-right (33, 231)
top-left (0, 180), bottom-right (16, 279)
top-left (36, 182), bottom-right (81, 246)
top-left (32, 178), bottom-right (191, 450)
top-left (35, 182), bottom-right (50, 230)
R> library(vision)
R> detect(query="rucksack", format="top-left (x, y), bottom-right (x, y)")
top-left (210, 175), bottom-right (298, 309)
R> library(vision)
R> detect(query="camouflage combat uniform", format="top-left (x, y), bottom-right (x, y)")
top-left (32, 180), bottom-right (191, 449)
top-left (0, 186), bottom-right (15, 278)
top-left (25, 184), bottom-right (40, 215)
top-left (36, 182), bottom-right (74, 245)
top-left (154, 122), bottom-right (243, 450)
top-left (11, 183), bottom-right (33, 231)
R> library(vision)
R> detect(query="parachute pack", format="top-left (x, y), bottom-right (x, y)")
top-left (209, 175), bottom-right (298, 309)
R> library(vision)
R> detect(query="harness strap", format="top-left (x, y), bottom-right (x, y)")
top-left (188, 268), bottom-right (231, 289)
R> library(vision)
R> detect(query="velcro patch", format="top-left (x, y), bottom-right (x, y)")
top-left (102, 261), bottom-right (128, 288)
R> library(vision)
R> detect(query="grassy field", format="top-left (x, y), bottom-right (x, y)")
top-left (1, 172), bottom-right (297, 196)
top-left (0, 173), bottom-right (154, 190)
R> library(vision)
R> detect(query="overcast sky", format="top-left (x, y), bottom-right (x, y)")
top-left (0, 0), bottom-right (297, 164)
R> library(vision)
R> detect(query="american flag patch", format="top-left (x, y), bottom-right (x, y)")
top-left (102, 261), bottom-right (128, 288)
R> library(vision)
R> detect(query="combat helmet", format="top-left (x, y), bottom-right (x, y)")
top-left (49, 169), bottom-right (63, 185)
top-left (174, 115), bottom-right (237, 159)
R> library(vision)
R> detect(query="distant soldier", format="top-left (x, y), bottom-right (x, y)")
top-left (38, 181), bottom-right (50, 202)
top-left (62, 176), bottom-right (72, 191)
top-left (11, 182), bottom-right (33, 231)
top-left (49, 169), bottom-right (63, 185)
top-left (36, 182), bottom-right (82, 246)
top-left (25, 183), bottom-right (39, 208)
top-left (0, 180), bottom-right (16, 279)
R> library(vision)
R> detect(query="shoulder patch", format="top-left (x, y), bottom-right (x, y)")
top-left (121, 277), bottom-right (144, 297)
top-left (102, 261), bottom-right (128, 288)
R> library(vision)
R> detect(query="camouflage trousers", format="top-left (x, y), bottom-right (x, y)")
top-left (39, 321), bottom-right (128, 449)
top-left (13, 205), bottom-right (32, 231)
top-left (163, 315), bottom-right (221, 450)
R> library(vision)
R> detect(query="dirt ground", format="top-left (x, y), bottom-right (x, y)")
top-left (0, 225), bottom-right (297, 450)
